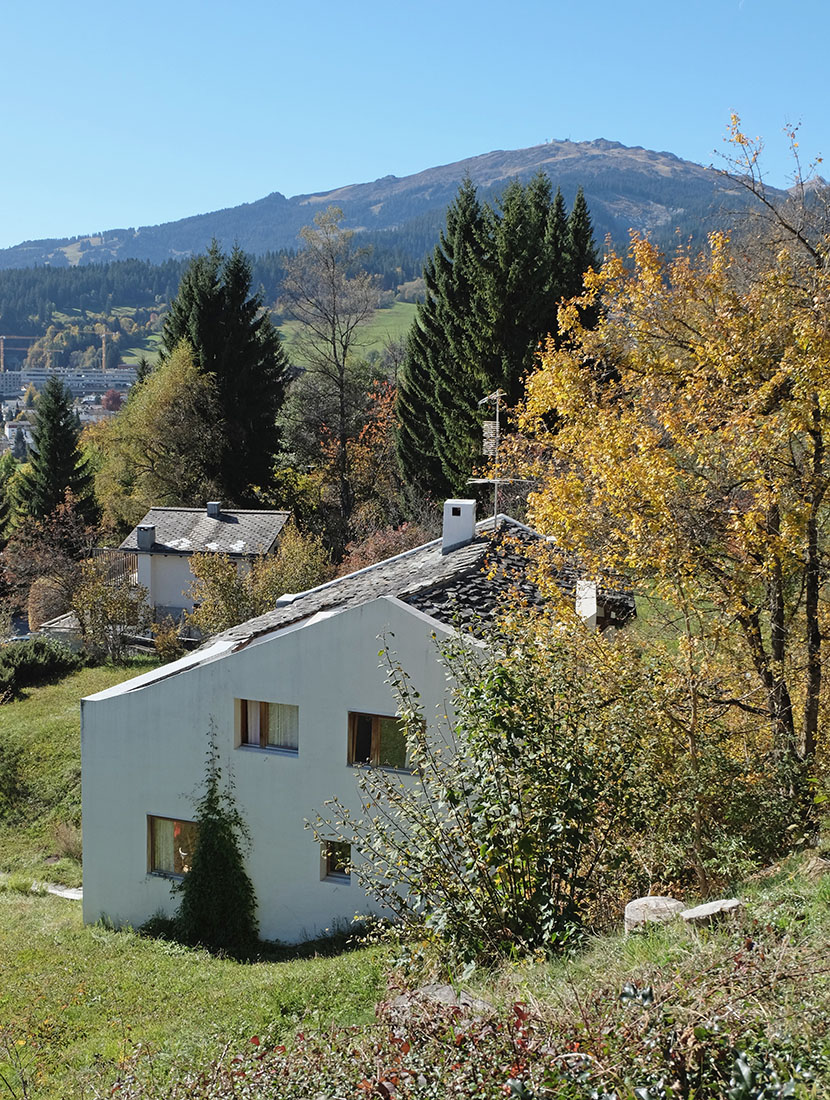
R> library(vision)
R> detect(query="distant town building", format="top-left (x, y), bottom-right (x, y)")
top-left (0, 365), bottom-right (137, 398)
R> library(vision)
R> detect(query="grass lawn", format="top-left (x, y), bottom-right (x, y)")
top-left (2, 853), bottom-right (827, 1098)
top-left (0, 658), bottom-right (160, 886)
top-left (0, 892), bottom-right (386, 1099)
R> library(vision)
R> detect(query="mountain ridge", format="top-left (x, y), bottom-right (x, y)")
top-left (0, 137), bottom-right (745, 271)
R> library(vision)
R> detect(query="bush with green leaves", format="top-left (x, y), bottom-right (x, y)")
top-left (173, 730), bottom-right (258, 954)
top-left (71, 561), bottom-right (151, 661)
top-left (0, 637), bottom-right (82, 702)
top-left (321, 621), bottom-right (653, 963)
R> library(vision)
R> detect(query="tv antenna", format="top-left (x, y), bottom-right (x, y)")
top-left (468, 389), bottom-right (532, 529)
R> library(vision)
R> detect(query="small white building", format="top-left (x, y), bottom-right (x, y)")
top-left (81, 501), bottom-right (634, 943)
top-left (3, 419), bottom-right (35, 448)
top-left (119, 502), bottom-right (290, 619)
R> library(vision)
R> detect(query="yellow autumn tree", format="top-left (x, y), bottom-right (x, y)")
top-left (187, 524), bottom-right (333, 637)
top-left (518, 225), bottom-right (830, 814)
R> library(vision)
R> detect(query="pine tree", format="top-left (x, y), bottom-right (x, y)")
top-left (162, 242), bottom-right (289, 505)
top-left (396, 179), bottom-right (490, 495)
top-left (396, 178), bottom-right (601, 498)
top-left (14, 376), bottom-right (94, 523)
top-left (566, 186), bottom-right (599, 298)
top-left (175, 731), bottom-right (258, 954)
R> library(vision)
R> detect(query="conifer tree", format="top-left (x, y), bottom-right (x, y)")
top-left (162, 242), bottom-right (289, 505)
top-left (396, 179), bottom-right (490, 495)
top-left (175, 731), bottom-right (258, 954)
top-left (14, 376), bottom-right (94, 524)
top-left (566, 186), bottom-right (599, 298)
top-left (396, 178), bottom-right (600, 498)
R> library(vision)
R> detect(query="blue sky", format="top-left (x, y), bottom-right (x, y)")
top-left (1, 0), bottom-right (827, 250)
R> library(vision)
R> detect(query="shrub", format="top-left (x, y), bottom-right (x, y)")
top-left (151, 616), bottom-right (186, 662)
top-left (173, 729), bottom-right (258, 954)
top-left (53, 820), bottom-right (83, 863)
top-left (0, 737), bottom-right (26, 821)
top-left (27, 575), bottom-right (68, 631)
top-left (0, 637), bottom-right (82, 701)
top-left (187, 525), bottom-right (333, 637)
top-left (322, 620), bottom-right (653, 963)
top-left (71, 561), bottom-right (150, 661)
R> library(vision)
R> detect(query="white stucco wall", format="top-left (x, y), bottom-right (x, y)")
top-left (147, 554), bottom-right (198, 612)
top-left (81, 596), bottom-right (455, 943)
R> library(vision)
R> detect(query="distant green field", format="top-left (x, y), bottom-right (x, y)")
top-left (121, 330), bottom-right (162, 366)
top-left (277, 301), bottom-right (416, 367)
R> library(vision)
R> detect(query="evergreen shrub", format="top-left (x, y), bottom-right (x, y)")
top-left (0, 638), bottom-right (82, 702)
top-left (173, 730), bottom-right (259, 954)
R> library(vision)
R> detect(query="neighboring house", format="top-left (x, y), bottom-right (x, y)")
top-left (119, 502), bottom-right (290, 619)
top-left (82, 500), bottom-right (634, 943)
top-left (3, 418), bottom-right (35, 448)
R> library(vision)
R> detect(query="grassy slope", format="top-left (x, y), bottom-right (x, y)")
top-left (0, 658), bottom-right (159, 886)
top-left (0, 892), bottom-right (386, 1099)
top-left (277, 300), bottom-right (417, 367)
top-left (1, 855), bottom-right (827, 1098)
top-left (2, 662), bottom-right (828, 1098)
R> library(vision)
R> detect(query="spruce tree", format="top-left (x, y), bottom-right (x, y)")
top-left (175, 732), bottom-right (258, 954)
top-left (566, 186), bottom-right (599, 298)
top-left (162, 242), bottom-right (289, 505)
top-left (14, 376), bottom-right (94, 524)
top-left (398, 177), bottom-right (602, 499)
top-left (396, 179), bottom-right (490, 496)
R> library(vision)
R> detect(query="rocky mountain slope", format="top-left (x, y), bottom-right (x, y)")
top-left (0, 138), bottom-right (747, 270)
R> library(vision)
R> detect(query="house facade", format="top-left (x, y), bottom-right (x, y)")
top-left (119, 502), bottom-right (290, 619)
top-left (82, 501), bottom-right (634, 943)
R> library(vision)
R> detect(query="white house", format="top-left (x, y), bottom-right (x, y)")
top-left (81, 501), bottom-right (634, 943)
top-left (119, 502), bottom-right (290, 619)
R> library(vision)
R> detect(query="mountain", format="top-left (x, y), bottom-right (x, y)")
top-left (0, 138), bottom-right (746, 271)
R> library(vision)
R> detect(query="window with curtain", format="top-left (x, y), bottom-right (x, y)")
top-left (148, 816), bottom-right (198, 876)
top-left (237, 699), bottom-right (299, 752)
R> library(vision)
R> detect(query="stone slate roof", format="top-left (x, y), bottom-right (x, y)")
top-left (203, 516), bottom-right (635, 654)
top-left (119, 507), bottom-right (290, 556)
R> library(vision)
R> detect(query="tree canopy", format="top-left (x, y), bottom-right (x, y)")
top-left (518, 225), bottom-right (830, 804)
top-left (90, 342), bottom-right (224, 533)
top-left (13, 375), bottom-right (95, 525)
top-left (279, 207), bottom-right (380, 550)
top-left (396, 176), bottom-right (598, 497)
top-left (161, 242), bottom-right (289, 504)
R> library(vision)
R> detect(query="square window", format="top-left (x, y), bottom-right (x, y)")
top-left (148, 815), bottom-right (198, 877)
top-left (321, 841), bottom-right (351, 882)
top-left (348, 712), bottom-right (410, 770)
top-left (237, 699), bottom-right (299, 752)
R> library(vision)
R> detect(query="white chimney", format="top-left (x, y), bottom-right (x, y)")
top-left (442, 499), bottom-right (477, 555)
top-left (136, 524), bottom-right (155, 550)
top-left (576, 578), bottom-right (598, 629)
top-left (206, 501), bottom-right (222, 518)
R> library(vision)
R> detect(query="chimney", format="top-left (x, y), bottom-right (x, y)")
top-left (442, 499), bottom-right (477, 555)
top-left (136, 524), bottom-right (155, 551)
top-left (575, 578), bottom-right (598, 629)
top-left (206, 501), bottom-right (222, 518)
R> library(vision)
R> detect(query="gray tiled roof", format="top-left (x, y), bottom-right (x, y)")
top-left (203, 516), bottom-right (635, 653)
top-left (119, 507), bottom-right (290, 556)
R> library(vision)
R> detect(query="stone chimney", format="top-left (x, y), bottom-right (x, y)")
top-left (442, 499), bottom-right (477, 555)
top-left (206, 501), bottom-right (222, 518)
top-left (136, 524), bottom-right (155, 550)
